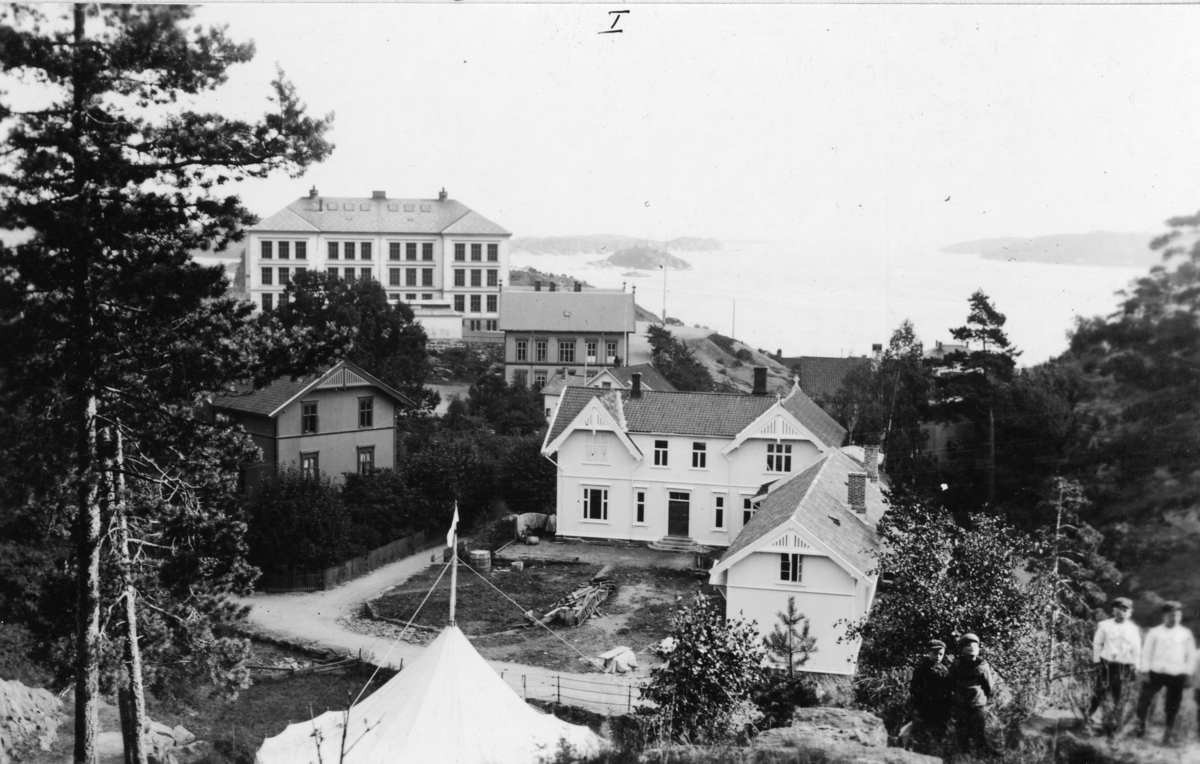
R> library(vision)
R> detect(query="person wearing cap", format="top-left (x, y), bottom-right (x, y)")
top-left (909, 639), bottom-right (953, 751)
top-left (1134, 601), bottom-right (1196, 744)
top-left (949, 633), bottom-right (996, 754)
top-left (1088, 597), bottom-right (1141, 725)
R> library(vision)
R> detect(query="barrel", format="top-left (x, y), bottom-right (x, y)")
top-left (468, 550), bottom-right (491, 572)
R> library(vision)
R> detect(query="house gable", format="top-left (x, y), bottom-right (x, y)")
top-left (721, 402), bottom-right (828, 457)
top-left (543, 394), bottom-right (642, 461)
top-left (268, 361), bottom-right (415, 418)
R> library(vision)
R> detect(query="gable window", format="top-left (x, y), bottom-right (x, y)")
top-left (454, 270), bottom-right (465, 287)
top-left (692, 442), bottom-right (707, 469)
top-left (767, 443), bottom-right (793, 472)
top-left (423, 268), bottom-right (434, 287)
top-left (344, 242), bottom-right (356, 260)
top-left (422, 243), bottom-right (433, 261)
top-left (486, 295), bottom-right (497, 312)
top-left (278, 241), bottom-right (290, 260)
top-left (559, 341), bottom-right (575, 363)
top-left (516, 340), bottom-right (528, 362)
top-left (301, 401), bottom-right (318, 434)
top-left (654, 440), bottom-right (669, 467)
top-left (454, 243), bottom-right (465, 261)
top-left (360, 243), bottom-right (372, 260)
top-left (389, 268), bottom-right (401, 286)
top-left (780, 553), bottom-right (803, 583)
top-left (389, 242), bottom-right (401, 261)
top-left (357, 446), bottom-right (375, 475)
top-left (584, 431), bottom-right (609, 464)
top-left (583, 487), bottom-right (609, 521)
top-left (327, 242), bottom-right (339, 260)
top-left (406, 268), bottom-right (417, 286)
top-left (601, 381), bottom-right (612, 389)
top-left (454, 295), bottom-right (465, 312)
top-left (261, 241), bottom-right (273, 259)
top-left (606, 341), bottom-right (618, 363)
top-left (261, 267), bottom-right (273, 286)
top-left (295, 242), bottom-right (307, 260)
top-left (471, 243), bottom-right (482, 261)
top-left (300, 452), bottom-right (319, 479)
top-left (358, 397), bottom-right (374, 428)
top-left (533, 370), bottom-right (547, 390)
top-left (487, 243), bottom-right (498, 262)
top-left (586, 341), bottom-right (598, 363)
top-left (261, 293), bottom-right (273, 312)
top-left (743, 497), bottom-right (757, 526)
top-left (535, 340), bottom-right (548, 363)
top-left (714, 495), bottom-right (725, 529)
top-left (471, 269), bottom-right (482, 287)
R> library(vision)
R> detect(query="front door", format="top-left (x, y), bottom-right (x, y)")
top-left (667, 491), bottom-right (690, 537)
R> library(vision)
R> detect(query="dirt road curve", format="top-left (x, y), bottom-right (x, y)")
top-left (236, 544), bottom-right (648, 715)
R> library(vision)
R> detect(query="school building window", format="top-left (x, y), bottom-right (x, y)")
top-left (261, 293), bottom-right (273, 312)
top-left (714, 495), bottom-right (725, 529)
top-left (780, 554), bottom-right (803, 583)
top-left (327, 242), bottom-right (339, 260)
top-left (300, 452), bottom-right (319, 479)
top-left (406, 294), bottom-right (417, 301)
top-left (471, 269), bottom-right (482, 287)
top-left (360, 243), bottom-right (372, 260)
top-left (327, 267), bottom-right (338, 279)
top-left (357, 446), bottom-right (375, 475)
top-left (767, 443), bottom-right (792, 472)
top-left (261, 241), bottom-right (273, 259)
top-left (389, 268), bottom-right (401, 286)
top-left (389, 242), bottom-right (401, 261)
top-left (344, 268), bottom-right (356, 282)
top-left (487, 243), bottom-right (498, 261)
top-left (559, 341), bottom-right (575, 363)
top-left (536, 340), bottom-right (548, 362)
top-left (278, 241), bottom-right (290, 259)
top-left (485, 319), bottom-right (497, 331)
top-left (635, 490), bottom-right (646, 524)
top-left (454, 295), bottom-right (465, 312)
top-left (422, 243), bottom-right (433, 261)
top-left (516, 340), bottom-right (528, 362)
top-left (692, 442), bottom-right (707, 469)
top-left (406, 242), bottom-right (417, 261)
top-left (406, 268), bottom-right (417, 286)
top-left (471, 243), bottom-right (482, 261)
top-left (486, 295), bottom-right (497, 312)
top-left (344, 242), bottom-right (356, 260)
top-left (358, 397), bottom-right (374, 428)
top-left (583, 487), bottom-right (609, 521)
top-left (279, 268), bottom-right (290, 285)
top-left (454, 270), bottom-right (465, 287)
top-left (422, 268), bottom-right (433, 287)
top-left (295, 242), bottom-right (307, 260)
top-left (533, 370), bottom-right (547, 389)
top-left (454, 243), bottom-right (465, 261)
top-left (487, 269), bottom-right (498, 287)
top-left (654, 440), bottom-right (668, 467)
top-left (301, 401), bottom-right (318, 434)
top-left (360, 268), bottom-right (371, 281)
top-left (261, 267), bottom-right (273, 285)
top-left (470, 295), bottom-right (481, 313)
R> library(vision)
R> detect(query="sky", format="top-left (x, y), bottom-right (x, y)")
top-left (188, 3), bottom-right (1200, 251)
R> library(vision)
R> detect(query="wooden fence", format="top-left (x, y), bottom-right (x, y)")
top-left (257, 530), bottom-right (432, 594)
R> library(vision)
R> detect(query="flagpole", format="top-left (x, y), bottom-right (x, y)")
top-left (447, 502), bottom-right (459, 627)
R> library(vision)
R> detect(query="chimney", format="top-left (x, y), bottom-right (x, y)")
top-left (549, 282), bottom-right (557, 292)
top-left (438, 188), bottom-right (448, 201)
top-left (848, 473), bottom-right (867, 513)
top-left (372, 190), bottom-right (386, 200)
top-left (535, 280), bottom-right (542, 292)
top-left (752, 366), bottom-right (767, 396)
top-left (308, 186), bottom-right (318, 199)
top-left (864, 445), bottom-right (880, 483)
top-left (574, 281), bottom-right (582, 292)
top-left (631, 373), bottom-right (642, 399)
top-left (872, 343), bottom-right (883, 362)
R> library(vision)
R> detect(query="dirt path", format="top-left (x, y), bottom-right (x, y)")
top-left (236, 544), bottom-right (649, 715)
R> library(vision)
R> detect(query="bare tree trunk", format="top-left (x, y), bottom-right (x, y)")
top-left (114, 428), bottom-right (149, 764)
top-left (988, 405), bottom-right (996, 506)
top-left (74, 395), bottom-right (101, 764)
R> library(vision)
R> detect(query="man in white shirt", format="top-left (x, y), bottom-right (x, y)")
top-left (1134, 601), bottom-right (1196, 745)
top-left (1088, 597), bottom-right (1140, 724)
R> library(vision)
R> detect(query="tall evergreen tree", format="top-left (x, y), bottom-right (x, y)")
top-left (0, 6), bottom-right (332, 762)
top-left (647, 324), bottom-right (716, 392)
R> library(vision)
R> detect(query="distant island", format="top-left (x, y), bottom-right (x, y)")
top-left (592, 246), bottom-right (692, 271)
top-left (941, 231), bottom-right (1158, 268)
top-left (512, 234), bottom-right (722, 256)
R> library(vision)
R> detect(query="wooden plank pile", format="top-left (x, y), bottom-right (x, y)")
top-left (528, 574), bottom-right (615, 628)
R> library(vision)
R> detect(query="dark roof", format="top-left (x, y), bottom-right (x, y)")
top-left (546, 385), bottom-right (845, 447)
top-left (716, 450), bottom-right (885, 576)
top-left (794, 357), bottom-right (870, 401)
top-left (782, 385), bottom-right (848, 449)
top-left (601, 364), bottom-right (677, 392)
top-left (248, 196), bottom-right (510, 236)
top-left (499, 290), bottom-right (636, 333)
top-left (210, 361), bottom-right (415, 418)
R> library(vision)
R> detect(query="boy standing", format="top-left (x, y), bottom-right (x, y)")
top-left (1135, 601), bottom-right (1196, 745)
top-left (1089, 597), bottom-right (1141, 725)
top-left (950, 633), bottom-right (996, 754)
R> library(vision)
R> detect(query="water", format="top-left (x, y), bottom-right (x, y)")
top-left (511, 240), bottom-right (1145, 365)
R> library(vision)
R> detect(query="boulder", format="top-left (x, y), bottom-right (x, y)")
top-left (754, 707), bottom-right (942, 764)
top-left (0, 678), bottom-right (62, 764)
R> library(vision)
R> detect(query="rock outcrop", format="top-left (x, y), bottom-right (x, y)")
top-left (752, 707), bottom-right (942, 764)
top-left (0, 678), bottom-right (62, 764)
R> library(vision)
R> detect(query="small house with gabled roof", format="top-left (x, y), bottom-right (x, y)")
top-left (541, 368), bottom-right (847, 550)
top-left (540, 363), bottom-right (677, 421)
top-left (209, 361), bottom-right (415, 490)
top-left (708, 447), bottom-right (885, 675)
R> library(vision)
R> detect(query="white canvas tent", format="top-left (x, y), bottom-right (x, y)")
top-left (255, 625), bottom-right (604, 764)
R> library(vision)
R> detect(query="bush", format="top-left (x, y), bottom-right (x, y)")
top-left (753, 673), bottom-right (819, 729)
top-left (735, 348), bottom-right (753, 362)
top-left (472, 514), bottom-right (517, 552)
top-left (245, 468), bottom-right (360, 572)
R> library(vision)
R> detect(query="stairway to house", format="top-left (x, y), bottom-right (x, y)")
top-left (648, 536), bottom-right (709, 554)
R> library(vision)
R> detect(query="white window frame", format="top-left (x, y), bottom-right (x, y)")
top-left (692, 442), bottom-right (707, 469)
top-left (779, 553), bottom-right (803, 584)
top-left (742, 496), bottom-right (758, 527)
top-left (584, 431), bottom-right (609, 464)
top-left (516, 339), bottom-right (528, 362)
top-left (633, 487), bottom-right (648, 525)
top-left (606, 341), bottom-right (618, 363)
top-left (767, 442), bottom-right (793, 473)
top-left (653, 439), bottom-right (669, 467)
top-left (582, 485), bottom-right (610, 522)
top-left (586, 340), bottom-right (598, 363)
top-left (713, 492), bottom-right (726, 531)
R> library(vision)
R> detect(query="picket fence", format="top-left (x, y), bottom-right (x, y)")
top-left (257, 530), bottom-right (432, 593)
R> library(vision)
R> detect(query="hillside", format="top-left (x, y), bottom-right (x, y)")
top-left (595, 246), bottom-right (692, 271)
top-left (512, 234), bottom-right (723, 256)
top-left (509, 267), bottom-right (593, 291)
top-left (941, 231), bottom-right (1158, 267)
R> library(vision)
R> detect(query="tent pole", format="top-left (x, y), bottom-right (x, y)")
top-left (449, 531), bottom-right (458, 626)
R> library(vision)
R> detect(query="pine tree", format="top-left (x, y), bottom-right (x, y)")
top-left (763, 597), bottom-right (817, 678)
top-left (0, 6), bottom-right (332, 762)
